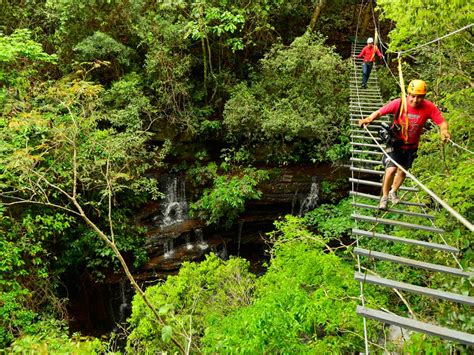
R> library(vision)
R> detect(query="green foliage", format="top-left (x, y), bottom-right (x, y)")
top-left (101, 72), bottom-right (156, 131)
top-left (190, 166), bottom-right (269, 228)
top-left (319, 178), bottom-right (350, 203)
top-left (127, 253), bottom-right (256, 353)
top-left (127, 216), bottom-right (387, 353)
top-left (223, 31), bottom-right (350, 163)
top-left (0, 29), bottom-right (56, 107)
top-left (303, 198), bottom-right (353, 240)
top-left (202, 215), bottom-right (385, 353)
top-left (377, 0), bottom-right (473, 52)
top-left (73, 31), bottom-right (134, 67)
top-left (377, 0), bottom-right (473, 104)
top-left (9, 320), bottom-right (107, 354)
top-left (0, 209), bottom-right (71, 348)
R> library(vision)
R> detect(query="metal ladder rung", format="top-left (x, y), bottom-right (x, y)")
top-left (350, 92), bottom-right (381, 95)
top-left (351, 202), bottom-right (435, 219)
top-left (357, 306), bottom-right (474, 346)
top-left (350, 111), bottom-right (383, 115)
top-left (349, 120), bottom-right (383, 124)
top-left (349, 96), bottom-right (382, 99)
top-left (350, 157), bottom-right (382, 165)
top-left (350, 142), bottom-right (383, 149)
top-left (350, 98), bottom-right (381, 101)
top-left (349, 130), bottom-right (379, 135)
top-left (350, 108), bottom-right (382, 111)
top-left (350, 89), bottom-right (380, 93)
top-left (349, 179), bottom-right (418, 192)
top-left (350, 119), bottom-right (390, 124)
top-left (351, 135), bottom-right (383, 141)
top-left (350, 80), bottom-right (379, 84)
top-left (352, 214), bottom-right (442, 232)
top-left (350, 166), bottom-right (385, 175)
top-left (354, 248), bottom-right (471, 277)
top-left (350, 123), bottom-right (385, 128)
top-left (350, 149), bottom-right (384, 156)
top-left (349, 117), bottom-right (387, 121)
top-left (350, 98), bottom-right (382, 102)
top-left (350, 105), bottom-right (382, 109)
top-left (350, 102), bottom-right (382, 105)
top-left (352, 228), bottom-right (457, 253)
top-left (349, 191), bottom-right (425, 207)
top-left (354, 272), bottom-right (472, 305)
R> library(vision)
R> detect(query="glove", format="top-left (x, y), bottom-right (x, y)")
top-left (441, 130), bottom-right (451, 143)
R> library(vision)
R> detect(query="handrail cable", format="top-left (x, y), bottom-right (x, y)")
top-left (360, 125), bottom-right (474, 232)
top-left (427, 121), bottom-right (474, 155)
top-left (352, 1), bottom-right (371, 353)
top-left (397, 23), bottom-right (474, 55)
top-left (357, 125), bottom-right (473, 275)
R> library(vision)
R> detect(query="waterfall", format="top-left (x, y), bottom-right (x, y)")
top-left (195, 228), bottom-right (208, 250)
top-left (291, 189), bottom-right (299, 215)
top-left (163, 239), bottom-right (174, 258)
top-left (299, 177), bottom-right (319, 216)
top-left (160, 176), bottom-right (188, 227)
top-left (118, 279), bottom-right (129, 324)
top-left (185, 234), bottom-right (193, 250)
top-left (237, 221), bottom-right (244, 257)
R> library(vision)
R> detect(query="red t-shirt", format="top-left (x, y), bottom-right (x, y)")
top-left (357, 45), bottom-right (382, 62)
top-left (379, 98), bottom-right (446, 148)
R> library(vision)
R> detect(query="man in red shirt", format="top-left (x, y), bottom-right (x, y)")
top-left (358, 80), bottom-right (451, 209)
top-left (356, 37), bottom-right (383, 89)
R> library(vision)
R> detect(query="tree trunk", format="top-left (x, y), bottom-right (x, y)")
top-left (360, 7), bottom-right (371, 36)
top-left (308, 0), bottom-right (326, 31)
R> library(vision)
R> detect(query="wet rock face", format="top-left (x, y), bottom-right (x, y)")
top-left (67, 164), bottom-right (349, 335)
top-left (135, 164), bottom-right (349, 275)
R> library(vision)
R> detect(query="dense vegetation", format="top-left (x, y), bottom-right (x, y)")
top-left (1, 0), bottom-right (472, 353)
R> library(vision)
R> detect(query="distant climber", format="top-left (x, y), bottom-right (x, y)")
top-left (356, 37), bottom-right (383, 89)
top-left (358, 80), bottom-right (451, 210)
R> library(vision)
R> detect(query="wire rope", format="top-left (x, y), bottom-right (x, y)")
top-left (397, 23), bottom-right (474, 55)
top-left (352, 1), bottom-right (371, 353)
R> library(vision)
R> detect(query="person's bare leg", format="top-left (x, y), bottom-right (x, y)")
top-left (382, 167), bottom-right (397, 197)
top-left (390, 168), bottom-right (406, 193)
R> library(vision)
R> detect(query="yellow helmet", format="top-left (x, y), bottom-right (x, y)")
top-left (407, 80), bottom-right (427, 95)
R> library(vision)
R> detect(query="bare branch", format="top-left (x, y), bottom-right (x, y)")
top-left (1, 199), bottom-right (82, 217)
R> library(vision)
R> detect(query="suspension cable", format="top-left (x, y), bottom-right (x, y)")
top-left (353, 1), bottom-right (371, 353)
top-left (397, 23), bottom-right (474, 55)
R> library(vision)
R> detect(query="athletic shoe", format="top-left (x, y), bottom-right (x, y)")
top-left (389, 191), bottom-right (400, 204)
top-left (378, 197), bottom-right (388, 210)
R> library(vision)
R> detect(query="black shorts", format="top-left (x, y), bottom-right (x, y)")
top-left (383, 148), bottom-right (418, 169)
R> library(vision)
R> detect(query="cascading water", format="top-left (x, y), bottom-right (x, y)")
top-left (160, 176), bottom-right (188, 227)
top-left (299, 177), bottom-right (319, 216)
top-left (291, 189), bottom-right (299, 215)
top-left (117, 280), bottom-right (130, 325)
top-left (163, 238), bottom-right (174, 258)
top-left (237, 221), bottom-right (244, 257)
top-left (195, 228), bottom-right (208, 250)
top-left (185, 234), bottom-right (193, 250)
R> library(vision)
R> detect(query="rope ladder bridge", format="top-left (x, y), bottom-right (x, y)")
top-left (349, 40), bottom-right (474, 349)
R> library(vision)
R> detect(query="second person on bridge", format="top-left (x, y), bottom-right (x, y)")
top-left (358, 80), bottom-right (451, 210)
top-left (356, 37), bottom-right (383, 89)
